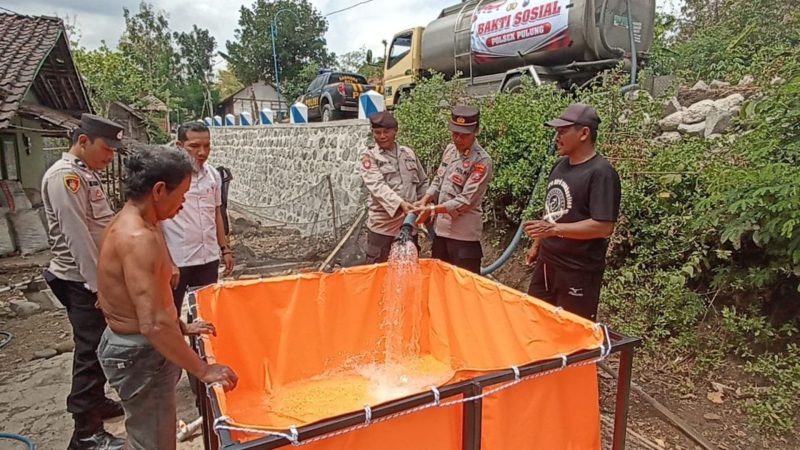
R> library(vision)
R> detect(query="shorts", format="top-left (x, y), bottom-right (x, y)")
top-left (527, 259), bottom-right (604, 322)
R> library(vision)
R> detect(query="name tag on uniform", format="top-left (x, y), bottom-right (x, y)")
top-left (89, 181), bottom-right (100, 187)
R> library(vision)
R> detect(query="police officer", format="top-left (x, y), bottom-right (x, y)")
top-left (42, 114), bottom-right (125, 450)
top-left (415, 106), bottom-right (493, 273)
top-left (359, 111), bottom-right (428, 262)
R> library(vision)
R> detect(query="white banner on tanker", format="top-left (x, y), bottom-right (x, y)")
top-left (471, 0), bottom-right (569, 60)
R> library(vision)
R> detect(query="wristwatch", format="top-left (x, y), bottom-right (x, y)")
top-left (429, 205), bottom-right (436, 215)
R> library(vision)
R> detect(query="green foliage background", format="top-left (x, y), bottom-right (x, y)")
top-left (394, 3), bottom-right (800, 434)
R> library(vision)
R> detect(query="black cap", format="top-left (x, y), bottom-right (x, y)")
top-left (448, 105), bottom-right (479, 133)
top-left (78, 114), bottom-right (125, 149)
top-left (369, 111), bottom-right (398, 129)
top-left (545, 103), bottom-right (601, 129)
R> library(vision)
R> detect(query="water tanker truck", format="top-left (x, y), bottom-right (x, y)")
top-left (382, 0), bottom-right (656, 106)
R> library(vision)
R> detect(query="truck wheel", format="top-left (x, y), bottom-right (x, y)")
top-left (322, 104), bottom-right (340, 122)
top-left (503, 75), bottom-right (524, 93)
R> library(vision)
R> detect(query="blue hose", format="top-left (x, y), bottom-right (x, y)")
top-left (0, 433), bottom-right (35, 449)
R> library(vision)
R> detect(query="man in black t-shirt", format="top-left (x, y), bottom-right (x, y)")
top-left (523, 103), bottom-right (621, 321)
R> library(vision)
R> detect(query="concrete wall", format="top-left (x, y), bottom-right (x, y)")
top-left (209, 119), bottom-right (371, 236)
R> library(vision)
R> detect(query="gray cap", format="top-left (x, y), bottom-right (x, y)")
top-left (78, 114), bottom-right (125, 149)
top-left (545, 103), bottom-right (601, 129)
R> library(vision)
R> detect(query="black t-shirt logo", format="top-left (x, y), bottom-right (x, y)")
top-left (545, 178), bottom-right (572, 222)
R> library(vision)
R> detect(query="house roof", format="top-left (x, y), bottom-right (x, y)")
top-left (110, 101), bottom-right (147, 121)
top-left (139, 94), bottom-right (168, 112)
top-left (219, 80), bottom-right (282, 105)
top-left (0, 13), bottom-right (91, 129)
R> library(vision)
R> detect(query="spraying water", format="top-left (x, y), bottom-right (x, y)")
top-left (264, 220), bottom-right (453, 424)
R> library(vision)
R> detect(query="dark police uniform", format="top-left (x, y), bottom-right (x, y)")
top-left (426, 106), bottom-right (493, 273)
top-left (41, 114), bottom-right (125, 447)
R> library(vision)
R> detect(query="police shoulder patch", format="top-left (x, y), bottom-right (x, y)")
top-left (63, 173), bottom-right (81, 193)
top-left (361, 156), bottom-right (373, 170)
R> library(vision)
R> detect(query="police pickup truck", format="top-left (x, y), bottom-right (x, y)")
top-left (298, 70), bottom-right (378, 121)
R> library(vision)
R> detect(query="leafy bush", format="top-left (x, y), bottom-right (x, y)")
top-left (395, 49), bottom-right (800, 435)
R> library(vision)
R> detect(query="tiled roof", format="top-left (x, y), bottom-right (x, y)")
top-left (0, 13), bottom-right (90, 129)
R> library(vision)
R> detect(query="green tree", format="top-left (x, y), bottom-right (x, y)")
top-left (282, 62), bottom-right (321, 105)
top-left (73, 44), bottom-right (149, 115)
top-left (336, 46), bottom-right (384, 82)
top-left (175, 25), bottom-right (218, 117)
top-left (225, 0), bottom-right (335, 86)
top-left (216, 69), bottom-right (245, 100)
top-left (119, 1), bottom-right (181, 102)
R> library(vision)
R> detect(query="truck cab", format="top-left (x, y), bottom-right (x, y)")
top-left (383, 27), bottom-right (424, 108)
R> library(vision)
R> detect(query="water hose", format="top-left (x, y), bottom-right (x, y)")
top-left (481, 138), bottom-right (557, 275)
top-left (0, 330), bottom-right (12, 349)
top-left (0, 433), bottom-right (35, 449)
top-left (395, 213), bottom-right (418, 244)
top-left (623, 0), bottom-right (639, 90)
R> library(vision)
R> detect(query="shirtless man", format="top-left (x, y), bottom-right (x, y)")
top-left (96, 146), bottom-right (238, 450)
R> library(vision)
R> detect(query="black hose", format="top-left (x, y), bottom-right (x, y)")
top-left (0, 330), bottom-right (12, 350)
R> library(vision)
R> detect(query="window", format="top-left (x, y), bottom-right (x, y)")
top-left (387, 32), bottom-right (413, 70)
top-left (0, 135), bottom-right (19, 181)
top-left (329, 73), bottom-right (368, 85)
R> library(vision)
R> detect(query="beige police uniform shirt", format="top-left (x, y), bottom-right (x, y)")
top-left (359, 143), bottom-right (428, 237)
top-left (425, 141), bottom-right (493, 242)
top-left (42, 153), bottom-right (115, 292)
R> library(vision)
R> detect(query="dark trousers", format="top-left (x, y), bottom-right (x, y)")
top-left (44, 271), bottom-right (108, 437)
top-left (431, 236), bottom-right (482, 274)
top-left (527, 259), bottom-right (604, 322)
top-left (171, 260), bottom-right (220, 313)
top-left (365, 230), bottom-right (420, 264)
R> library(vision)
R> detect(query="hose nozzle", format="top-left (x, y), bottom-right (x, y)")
top-left (395, 212), bottom-right (417, 243)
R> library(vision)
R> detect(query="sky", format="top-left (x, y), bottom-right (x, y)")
top-left (2, 0), bottom-right (683, 72)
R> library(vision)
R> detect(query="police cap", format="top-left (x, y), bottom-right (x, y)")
top-left (78, 114), bottom-right (125, 149)
top-left (448, 105), bottom-right (479, 133)
top-left (369, 111), bottom-right (398, 129)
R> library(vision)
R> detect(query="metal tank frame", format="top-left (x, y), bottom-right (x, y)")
top-left (189, 292), bottom-right (642, 450)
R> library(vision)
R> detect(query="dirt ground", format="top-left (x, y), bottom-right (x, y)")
top-left (1, 223), bottom-right (797, 450)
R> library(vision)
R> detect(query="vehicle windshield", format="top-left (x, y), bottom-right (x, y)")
top-left (388, 33), bottom-right (412, 69)
top-left (330, 73), bottom-right (368, 84)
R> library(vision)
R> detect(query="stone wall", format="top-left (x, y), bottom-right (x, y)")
top-left (209, 119), bottom-right (371, 236)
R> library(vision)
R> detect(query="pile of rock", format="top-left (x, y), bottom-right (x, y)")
top-left (655, 77), bottom-right (757, 144)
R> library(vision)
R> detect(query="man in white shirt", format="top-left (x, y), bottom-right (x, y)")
top-left (161, 122), bottom-right (234, 313)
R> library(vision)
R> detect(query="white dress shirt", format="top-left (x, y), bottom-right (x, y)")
top-left (161, 163), bottom-right (222, 267)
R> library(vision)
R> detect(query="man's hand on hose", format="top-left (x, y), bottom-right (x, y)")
top-left (201, 363), bottom-right (239, 391)
top-left (183, 320), bottom-right (217, 336)
top-left (170, 264), bottom-right (180, 290)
